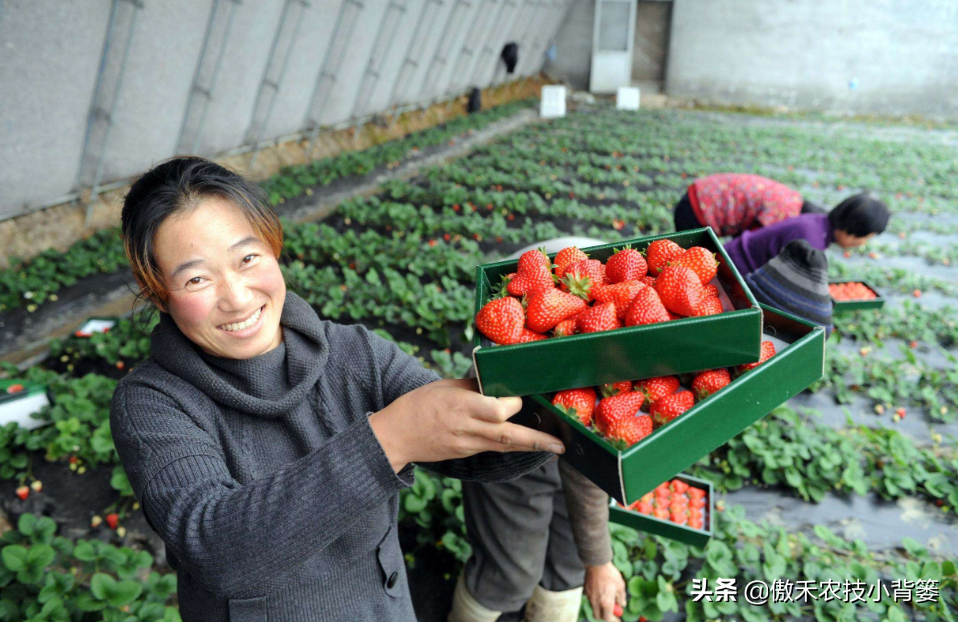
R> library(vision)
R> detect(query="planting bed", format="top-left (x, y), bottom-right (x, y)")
top-left (1, 101), bottom-right (957, 621)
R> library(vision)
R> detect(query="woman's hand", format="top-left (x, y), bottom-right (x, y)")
top-left (584, 561), bottom-right (627, 622)
top-left (369, 378), bottom-right (565, 472)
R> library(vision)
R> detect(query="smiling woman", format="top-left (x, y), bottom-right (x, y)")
top-left (109, 156), bottom-right (566, 622)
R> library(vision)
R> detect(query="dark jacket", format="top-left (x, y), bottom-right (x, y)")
top-left (110, 290), bottom-right (550, 621)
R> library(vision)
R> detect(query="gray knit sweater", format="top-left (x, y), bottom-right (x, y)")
top-left (109, 291), bottom-right (551, 622)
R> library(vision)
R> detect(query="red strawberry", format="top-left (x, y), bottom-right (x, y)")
top-left (690, 497), bottom-right (707, 510)
top-left (506, 266), bottom-right (554, 297)
top-left (606, 414), bottom-right (653, 448)
top-left (602, 381), bottom-right (633, 396)
top-left (650, 391), bottom-right (695, 427)
top-left (553, 316), bottom-right (579, 337)
top-left (667, 311), bottom-right (682, 321)
top-left (635, 376), bottom-right (680, 403)
top-left (653, 507), bottom-right (670, 520)
top-left (560, 259), bottom-right (607, 301)
top-left (476, 297), bottom-right (525, 345)
top-left (691, 369), bottom-right (731, 400)
top-left (670, 511), bottom-right (689, 525)
top-left (15, 486), bottom-right (29, 501)
top-left (646, 239), bottom-right (684, 275)
top-left (671, 246), bottom-right (718, 285)
top-left (577, 302), bottom-right (621, 333)
top-left (736, 340), bottom-right (777, 372)
top-left (516, 329), bottom-right (547, 343)
top-left (554, 246), bottom-right (589, 278)
top-left (689, 517), bottom-right (704, 530)
top-left (517, 247), bottom-right (551, 273)
top-left (553, 387), bottom-right (597, 426)
top-left (525, 288), bottom-right (588, 333)
top-left (624, 287), bottom-right (671, 326)
top-left (655, 265), bottom-right (704, 316)
top-left (691, 296), bottom-right (723, 317)
top-left (636, 501), bottom-right (653, 514)
top-left (639, 275), bottom-right (657, 288)
top-left (606, 246), bottom-right (648, 283)
top-left (595, 392), bottom-right (645, 435)
top-left (671, 479), bottom-right (689, 495)
top-left (592, 281), bottom-right (645, 320)
top-left (703, 284), bottom-right (719, 298)
top-left (105, 513), bottom-right (119, 530)
top-left (688, 487), bottom-right (706, 500)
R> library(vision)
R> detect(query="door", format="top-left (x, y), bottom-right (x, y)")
top-left (589, 0), bottom-right (638, 94)
top-left (632, 1), bottom-right (673, 93)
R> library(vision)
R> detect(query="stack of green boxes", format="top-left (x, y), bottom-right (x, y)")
top-left (471, 228), bottom-right (827, 546)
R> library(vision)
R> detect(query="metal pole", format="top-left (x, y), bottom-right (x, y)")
top-left (247, 0), bottom-right (311, 169)
top-left (384, 0), bottom-right (444, 109)
top-left (351, 0), bottom-right (408, 119)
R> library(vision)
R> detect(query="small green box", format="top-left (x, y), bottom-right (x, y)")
top-left (529, 304), bottom-right (825, 504)
top-left (608, 473), bottom-right (714, 548)
top-left (472, 228), bottom-right (763, 397)
top-left (829, 279), bottom-right (885, 314)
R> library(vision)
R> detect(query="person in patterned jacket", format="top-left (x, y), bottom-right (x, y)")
top-left (673, 173), bottom-right (829, 237)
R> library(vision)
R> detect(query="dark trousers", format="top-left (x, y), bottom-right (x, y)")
top-left (461, 458), bottom-right (585, 612)
top-left (672, 191), bottom-right (701, 232)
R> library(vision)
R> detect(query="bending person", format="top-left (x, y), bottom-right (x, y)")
top-left (746, 239), bottom-right (834, 333)
top-left (109, 157), bottom-right (566, 622)
top-left (723, 192), bottom-right (889, 275)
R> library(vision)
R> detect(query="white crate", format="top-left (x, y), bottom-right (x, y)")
top-left (540, 85), bottom-right (567, 118)
top-left (616, 87), bottom-right (641, 111)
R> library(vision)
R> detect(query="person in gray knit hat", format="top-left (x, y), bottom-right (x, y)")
top-left (745, 239), bottom-right (834, 333)
top-left (110, 157), bottom-right (567, 622)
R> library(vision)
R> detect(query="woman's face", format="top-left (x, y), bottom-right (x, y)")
top-left (152, 196), bottom-right (286, 359)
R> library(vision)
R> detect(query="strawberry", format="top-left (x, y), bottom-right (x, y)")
top-left (671, 246), bottom-right (718, 284)
top-left (670, 511), bottom-right (689, 525)
top-left (636, 501), bottom-right (653, 514)
top-left (653, 507), bottom-right (670, 520)
top-left (606, 246), bottom-right (648, 283)
top-left (691, 369), bottom-right (731, 400)
top-left (554, 246), bottom-right (588, 278)
top-left (607, 414), bottom-right (653, 447)
top-left (650, 391), bottom-right (695, 427)
top-left (517, 247), bottom-right (552, 273)
top-left (671, 479), bottom-right (689, 495)
top-left (666, 311), bottom-right (682, 321)
top-left (614, 604), bottom-right (624, 618)
top-left (560, 259), bottom-right (607, 301)
top-left (476, 297), bottom-right (525, 345)
top-left (91, 515), bottom-right (103, 528)
top-left (592, 281), bottom-right (645, 320)
top-left (602, 381), bottom-right (634, 396)
top-left (645, 239), bottom-right (684, 275)
top-left (30, 480), bottom-right (42, 493)
top-left (105, 513), bottom-right (119, 530)
top-left (595, 392), bottom-right (645, 435)
top-left (690, 497), bottom-right (707, 510)
top-left (635, 376), bottom-right (680, 403)
top-left (690, 296), bottom-right (723, 317)
top-left (655, 265), bottom-right (704, 316)
top-left (524, 288), bottom-right (588, 333)
top-left (15, 486), bottom-right (29, 501)
top-left (703, 284), bottom-right (719, 298)
top-left (516, 329), bottom-right (547, 343)
top-left (552, 388), bottom-right (597, 426)
top-left (688, 487), bottom-right (706, 500)
top-left (553, 316), bottom-right (579, 337)
top-left (689, 517), bottom-right (704, 530)
top-left (639, 275), bottom-right (657, 288)
top-left (577, 302), bottom-right (621, 333)
top-left (624, 287), bottom-right (671, 326)
top-left (736, 340), bottom-right (776, 372)
top-left (506, 266), bottom-right (554, 297)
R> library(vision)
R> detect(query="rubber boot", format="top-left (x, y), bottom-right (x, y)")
top-left (448, 574), bottom-right (502, 622)
top-left (522, 584), bottom-right (584, 622)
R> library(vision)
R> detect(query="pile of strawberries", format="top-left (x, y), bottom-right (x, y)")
top-left (551, 340), bottom-right (777, 449)
top-left (829, 281), bottom-right (878, 301)
top-left (476, 240), bottom-right (724, 345)
top-left (618, 479), bottom-right (709, 530)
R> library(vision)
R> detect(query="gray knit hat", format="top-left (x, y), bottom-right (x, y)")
top-left (745, 239), bottom-right (833, 331)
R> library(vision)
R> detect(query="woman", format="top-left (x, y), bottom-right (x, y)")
top-left (109, 156), bottom-right (566, 622)
top-left (745, 239), bottom-right (834, 333)
top-left (723, 192), bottom-right (889, 275)
top-left (673, 173), bottom-right (830, 236)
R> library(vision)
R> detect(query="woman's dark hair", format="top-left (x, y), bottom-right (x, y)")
top-left (121, 156), bottom-right (283, 311)
top-left (828, 193), bottom-right (889, 237)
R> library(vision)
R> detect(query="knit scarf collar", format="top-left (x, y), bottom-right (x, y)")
top-left (150, 291), bottom-right (328, 418)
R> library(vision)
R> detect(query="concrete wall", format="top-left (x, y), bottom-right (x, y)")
top-left (546, 0), bottom-right (594, 90)
top-left (0, 0), bottom-right (573, 219)
top-left (666, 0), bottom-right (958, 116)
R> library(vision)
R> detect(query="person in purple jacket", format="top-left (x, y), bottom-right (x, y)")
top-left (724, 193), bottom-right (889, 275)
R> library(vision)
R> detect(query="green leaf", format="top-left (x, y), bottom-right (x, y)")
top-left (107, 580), bottom-right (143, 607)
top-left (0, 546), bottom-right (27, 572)
top-left (90, 572), bottom-right (116, 600)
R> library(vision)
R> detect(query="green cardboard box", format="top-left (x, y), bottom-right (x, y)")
top-left (472, 228), bottom-right (763, 397)
top-left (608, 473), bottom-right (714, 548)
top-left (529, 304), bottom-right (826, 504)
top-left (829, 279), bottom-right (885, 314)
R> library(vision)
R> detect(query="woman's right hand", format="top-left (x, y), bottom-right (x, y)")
top-left (369, 378), bottom-right (566, 473)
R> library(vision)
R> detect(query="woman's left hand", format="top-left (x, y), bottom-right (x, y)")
top-left (584, 561), bottom-right (626, 622)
